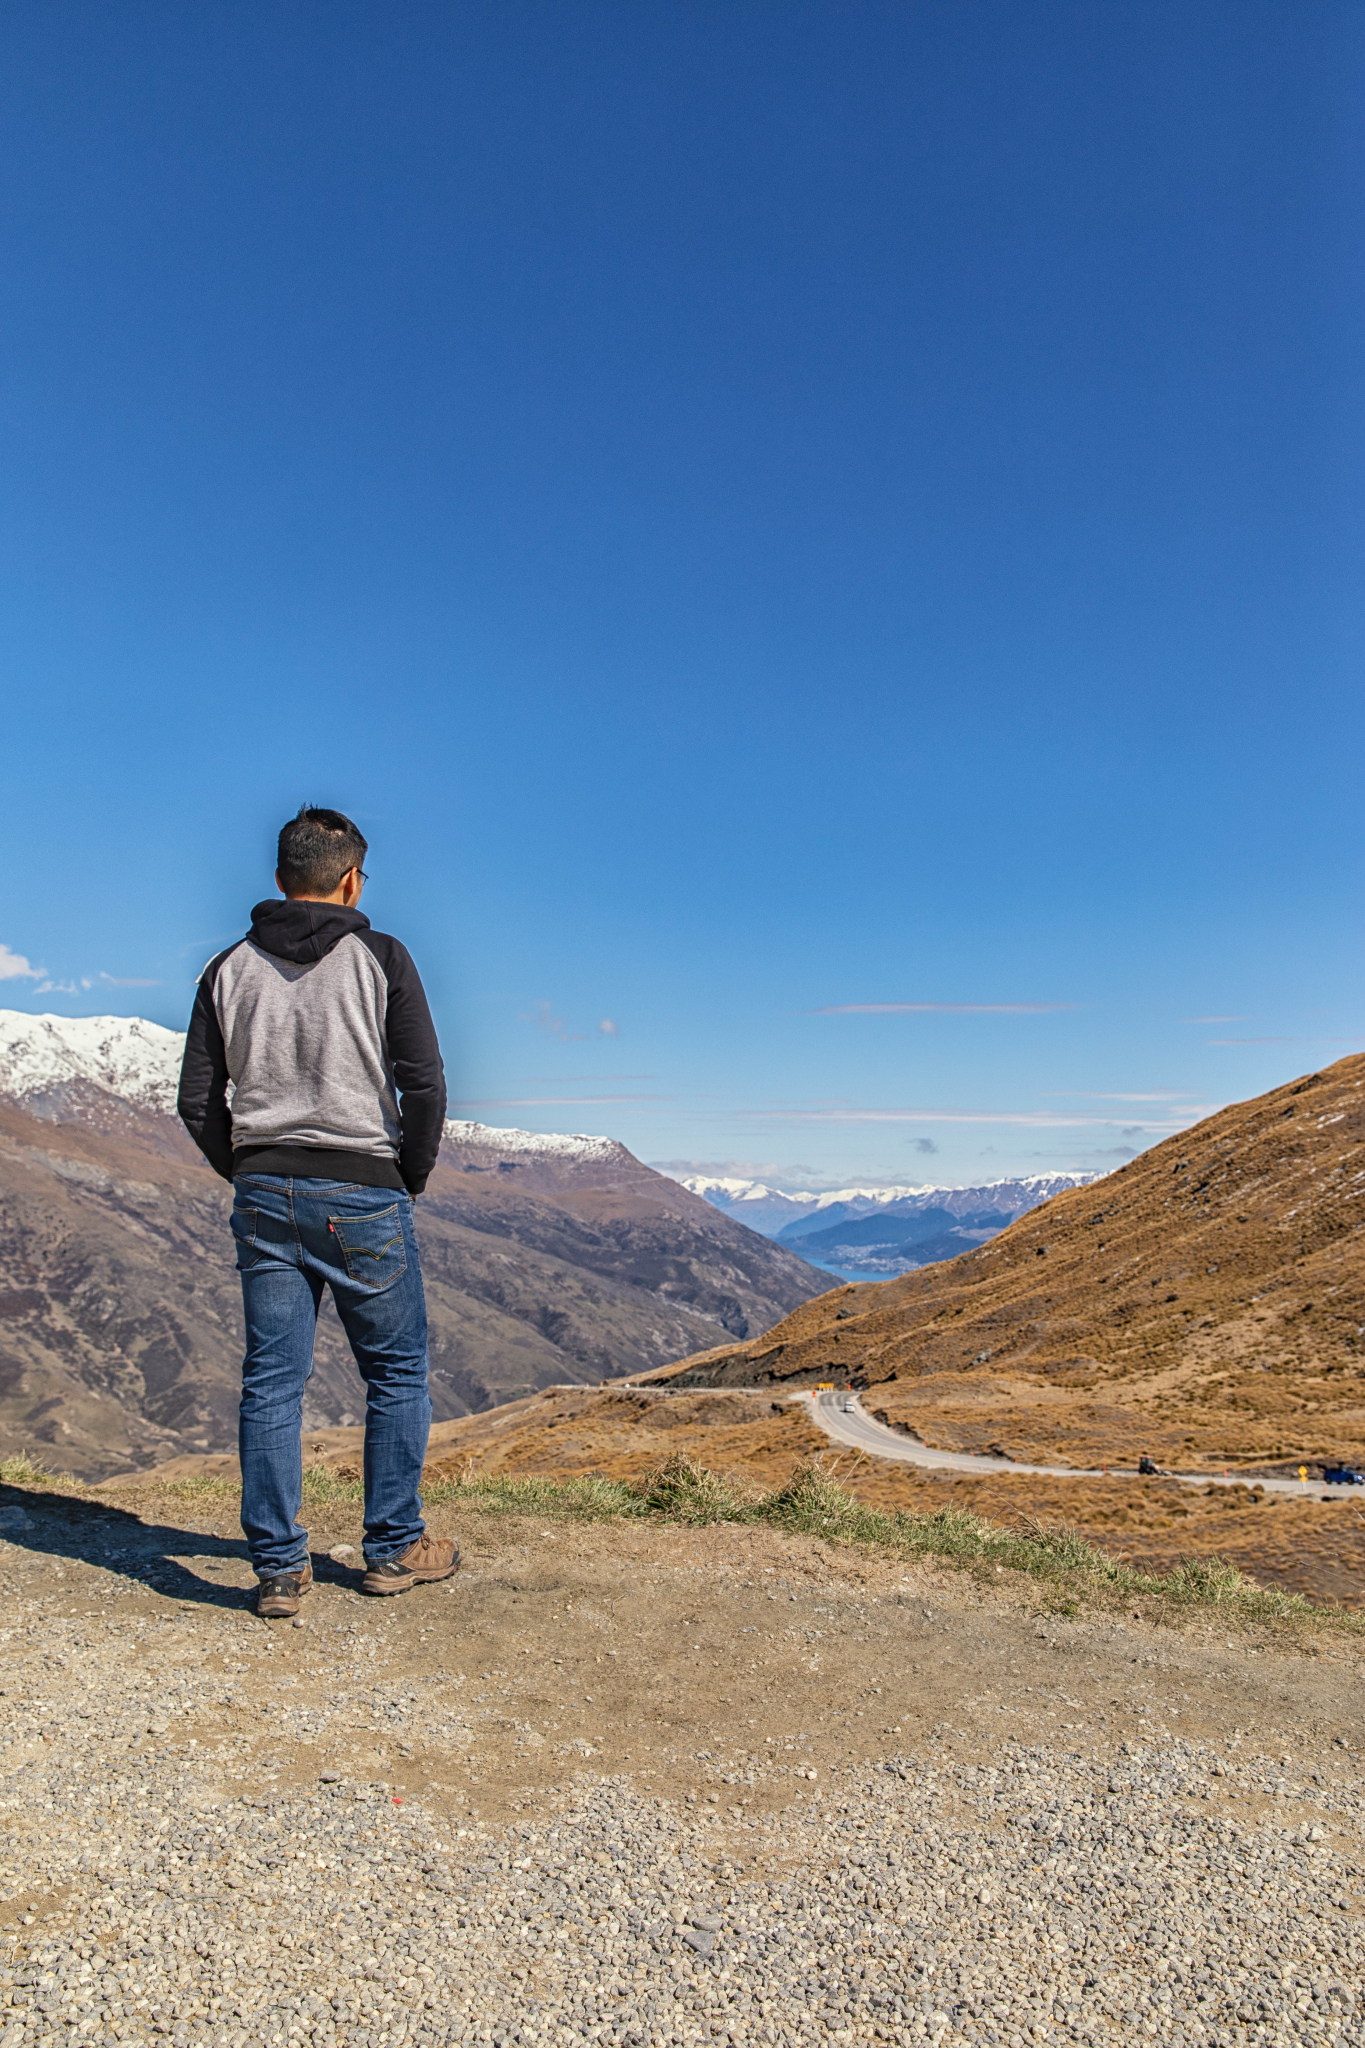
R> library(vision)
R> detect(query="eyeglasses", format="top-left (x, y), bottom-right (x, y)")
top-left (350, 868), bottom-right (369, 884)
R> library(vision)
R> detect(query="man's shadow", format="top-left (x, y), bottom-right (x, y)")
top-left (0, 1482), bottom-right (362, 1608)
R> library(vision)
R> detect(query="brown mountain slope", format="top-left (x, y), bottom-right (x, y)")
top-left (0, 1097), bottom-right (827, 1479)
top-left (666, 1052), bottom-right (1365, 1473)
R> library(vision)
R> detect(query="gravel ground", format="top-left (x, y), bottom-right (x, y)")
top-left (0, 1489), bottom-right (1362, 2047)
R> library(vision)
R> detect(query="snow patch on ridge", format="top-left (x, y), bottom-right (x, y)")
top-left (442, 1119), bottom-right (625, 1165)
top-left (0, 1009), bottom-right (183, 1113)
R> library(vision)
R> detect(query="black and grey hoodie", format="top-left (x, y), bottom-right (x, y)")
top-left (177, 901), bottom-right (446, 1194)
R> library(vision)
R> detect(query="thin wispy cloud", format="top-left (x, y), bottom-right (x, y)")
top-left (1206, 1033), bottom-right (1363, 1048)
top-left (751, 1105), bottom-right (1213, 1130)
top-left (0, 943), bottom-right (42, 981)
top-left (599, 1018), bottom-right (619, 1037)
top-left (454, 1094), bottom-right (667, 1108)
top-left (811, 1001), bottom-right (1075, 1015)
top-left (1206, 1036), bottom-right (1298, 1046)
top-left (97, 971), bottom-right (161, 988)
top-left (1053, 1090), bottom-right (1201, 1102)
top-left (523, 1074), bottom-right (656, 1083)
top-left (648, 1157), bottom-right (806, 1180)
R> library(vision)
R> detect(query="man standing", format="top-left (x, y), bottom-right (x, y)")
top-left (178, 805), bottom-right (458, 1618)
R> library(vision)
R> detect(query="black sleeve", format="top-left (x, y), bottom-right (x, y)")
top-left (177, 951), bottom-right (237, 1180)
top-left (359, 932), bottom-right (447, 1194)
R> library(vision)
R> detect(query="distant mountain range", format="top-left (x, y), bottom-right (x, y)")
top-left (669, 1170), bottom-right (1100, 1276)
top-left (0, 1011), bottom-right (829, 1476)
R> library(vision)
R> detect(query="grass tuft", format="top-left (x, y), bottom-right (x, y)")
top-left (0, 1451), bottom-right (58, 1486)
top-left (631, 1453), bottom-right (748, 1525)
top-left (1165, 1553), bottom-right (1256, 1603)
top-left (300, 1463), bottom-right (365, 1506)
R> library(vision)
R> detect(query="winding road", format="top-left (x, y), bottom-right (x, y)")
top-left (804, 1388), bottom-right (1365, 1501)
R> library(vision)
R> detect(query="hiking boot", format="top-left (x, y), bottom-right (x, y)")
top-left (256, 1560), bottom-right (313, 1619)
top-left (362, 1534), bottom-right (460, 1596)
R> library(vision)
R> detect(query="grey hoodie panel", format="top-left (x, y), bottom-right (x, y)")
top-left (213, 933), bottom-right (402, 1161)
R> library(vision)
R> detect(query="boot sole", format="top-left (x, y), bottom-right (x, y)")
top-left (360, 1562), bottom-right (459, 1597)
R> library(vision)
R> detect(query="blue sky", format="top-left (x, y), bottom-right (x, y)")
top-left (1, 2), bottom-right (1362, 1188)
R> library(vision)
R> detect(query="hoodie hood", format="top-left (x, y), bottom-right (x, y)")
top-left (248, 899), bottom-right (372, 967)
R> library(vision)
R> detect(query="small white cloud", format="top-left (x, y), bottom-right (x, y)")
top-left (98, 971), bottom-right (161, 988)
top-left (0, 943), bottom-right (42, 981)
top-left (598, 1017), bottom-right (619, 1037)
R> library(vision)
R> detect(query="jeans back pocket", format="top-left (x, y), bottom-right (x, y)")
top-left (229, 1206), bottom-right (261, 1271)
top-left (329, 1205), bottom-right (408, 1290)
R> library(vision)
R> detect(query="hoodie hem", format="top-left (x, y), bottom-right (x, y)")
top-left (232, 1144), bottom-right (406, 1191)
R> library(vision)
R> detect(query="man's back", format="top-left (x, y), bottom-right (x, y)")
top-left (178, 897), bottom-right (445, 1193)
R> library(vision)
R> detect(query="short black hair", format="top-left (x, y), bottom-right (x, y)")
top-left (276, 806), bottom-right (368, 897)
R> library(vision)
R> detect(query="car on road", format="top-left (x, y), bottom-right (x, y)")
top-left (1322, 1464), bottom-right (1365, 1485)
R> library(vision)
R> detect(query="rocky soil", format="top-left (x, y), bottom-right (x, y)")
top-left (1, 1475), bottom-right (1362, 2046)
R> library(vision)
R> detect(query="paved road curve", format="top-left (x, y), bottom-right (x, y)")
top-left (805, 1389), bottom-right (1363, 1500)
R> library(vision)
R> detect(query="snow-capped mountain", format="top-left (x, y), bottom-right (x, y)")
top-left (0, 1009), bottom-right (184, 1118)
top-left (672, 1168), bottom-right (1097, 1235)
top-left (777, 1172), bottom-right (1099, 1242)
top-left (669, 1167), bottom-right (1102, 1278)
top-left (670, 1177), bottom-right (825, 1236)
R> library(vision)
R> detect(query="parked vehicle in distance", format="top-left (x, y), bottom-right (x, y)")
top-left (1321, 1464), bottom-right (1365, 1486)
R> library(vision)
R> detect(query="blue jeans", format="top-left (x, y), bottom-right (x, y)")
top-left (232, 1175), bottom-right (432, 1577)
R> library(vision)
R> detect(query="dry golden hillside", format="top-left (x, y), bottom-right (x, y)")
top-left (667, 1053), bottom-right (1365, 1474)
